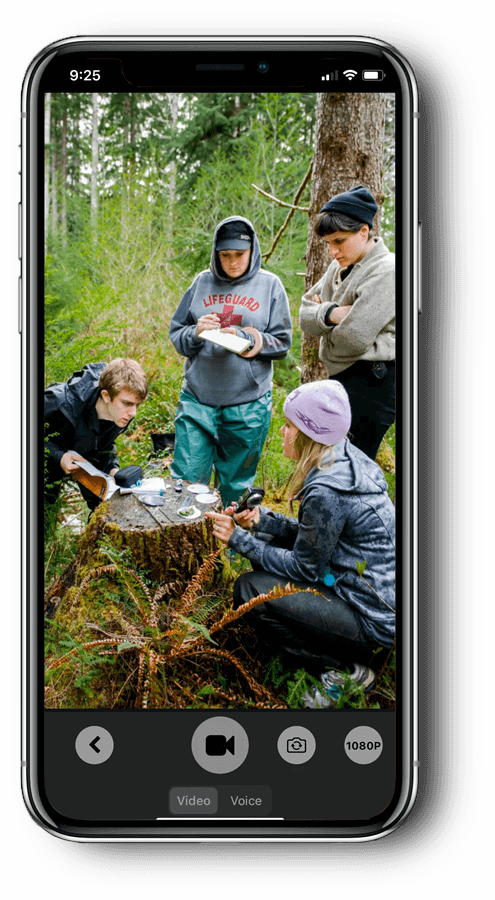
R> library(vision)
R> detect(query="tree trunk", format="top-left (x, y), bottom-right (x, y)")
top-left (90, 93), bottom-right (99, 232)
top-left (44, 93), bottom-right (50, 250)
top-left (301, 92), bottom-right (386, 383)
top-left (51, 147), bottom-right (58, 234)
top-left (167, 92), bottom-right (179, 255)
top-left (60, 109), bottom-right (68, 246)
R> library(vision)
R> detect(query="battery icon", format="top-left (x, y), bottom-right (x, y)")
top-left (362, 70), bottom-right (385, 81)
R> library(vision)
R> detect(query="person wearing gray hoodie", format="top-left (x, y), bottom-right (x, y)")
top-left (207, 380), bottom-right (395, 708)
top-left (169, 216), bottom-right (292, 506)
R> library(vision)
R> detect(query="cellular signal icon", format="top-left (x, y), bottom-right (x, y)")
top-left (322, 71), bottom-right (338, 81)
top-left (343, 69), bottom-right (358, 81)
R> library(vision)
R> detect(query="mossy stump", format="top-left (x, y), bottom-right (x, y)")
top-left (45, 481), bottom-right (223, 618)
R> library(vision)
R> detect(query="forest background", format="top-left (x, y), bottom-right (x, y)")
top-left (44, 90), bottom-right (396, 709)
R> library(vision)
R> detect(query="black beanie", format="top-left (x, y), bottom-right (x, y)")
top-left (320, 185), bottom-right (378, 227)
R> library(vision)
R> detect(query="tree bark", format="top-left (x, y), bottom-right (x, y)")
top-left (301, 92), bottom-right (386, 383)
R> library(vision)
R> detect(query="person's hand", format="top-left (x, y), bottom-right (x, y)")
top-left (196, 313), bottom-right (220, 336)
top-left (310, 294), bottom-right (321, 304)
top-left (205, 511), bottom-right (237, 543)
top-left (60, 451), bottom-right (84, 475)
top-left (225, 504), bottom-right (261, 529)
top-left (330, 304), bottom-right (352, 324)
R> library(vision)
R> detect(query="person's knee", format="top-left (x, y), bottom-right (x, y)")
top-left (233, 570), bottom-right (276, 609)
top-left (233, 571), bottom-right (257, 608)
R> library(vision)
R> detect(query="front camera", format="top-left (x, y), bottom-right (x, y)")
top-left (257, 61), bottom-right (269, 73)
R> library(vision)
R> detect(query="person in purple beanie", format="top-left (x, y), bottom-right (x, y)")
top-left (207, 379), bottom-right (395, 708)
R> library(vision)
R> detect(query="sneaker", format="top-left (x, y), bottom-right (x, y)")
top-left (302, 663), bottom-right (375, 709)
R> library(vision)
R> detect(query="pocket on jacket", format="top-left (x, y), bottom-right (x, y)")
top-left (245, 358), bottom-right (270, 388)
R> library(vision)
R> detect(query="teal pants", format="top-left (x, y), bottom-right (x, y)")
top-left (170, 390), bottom-right (272, 507)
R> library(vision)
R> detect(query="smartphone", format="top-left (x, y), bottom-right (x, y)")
top-left (21, 37), bottom-right (418, 841)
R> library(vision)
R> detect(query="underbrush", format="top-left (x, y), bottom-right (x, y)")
top-left (44, 281), bottom-right (395, 710)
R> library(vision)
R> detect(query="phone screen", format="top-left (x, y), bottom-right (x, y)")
top-left (22, 40), bottom-right (417, 840)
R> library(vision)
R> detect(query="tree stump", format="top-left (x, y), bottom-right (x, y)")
top-left (45, 480), bottom-right (223, 618)
top-left (43, 480), bottom-right (242, 709)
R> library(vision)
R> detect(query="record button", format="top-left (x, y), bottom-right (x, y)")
top-left (191, 717), bottom-right (249, 774)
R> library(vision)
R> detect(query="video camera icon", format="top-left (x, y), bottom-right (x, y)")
top-left (205, 734), bottom-right (235, 757)
top-left (192, 717), bottom-right (249, 773)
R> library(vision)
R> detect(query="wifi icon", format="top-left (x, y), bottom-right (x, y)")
top-left (344, 69), bottom-right (358, 80)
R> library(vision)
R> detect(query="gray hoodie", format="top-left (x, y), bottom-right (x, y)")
top-left (229, 438), bottom-right (395, 648)
top-left (169, 216), bottom-right (292, 406)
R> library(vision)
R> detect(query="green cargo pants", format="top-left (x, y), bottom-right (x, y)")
top-left (170, 389), bottom-right (272, 507)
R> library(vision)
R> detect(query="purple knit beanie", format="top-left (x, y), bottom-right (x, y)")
top-left (283, 380), bottom-right (351, 445)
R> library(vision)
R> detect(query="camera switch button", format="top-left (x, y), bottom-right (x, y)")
top-left (277, 726), bottom-right (316, 765)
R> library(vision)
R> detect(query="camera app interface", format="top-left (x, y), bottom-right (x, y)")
top-left (41, 76), bottom-right (397, 826)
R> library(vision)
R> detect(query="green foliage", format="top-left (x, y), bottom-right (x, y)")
top-left (286, 668), bottom-right (321, 708)
top-left (175, 616), bottom-right (218, 646)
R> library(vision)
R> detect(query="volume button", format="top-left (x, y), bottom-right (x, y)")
top-left (417, 223), bottom-right (422, 315)
top-left (18, 277), bottom-right (22, 334)
top-left (18, 203), bottom-right (22, 260)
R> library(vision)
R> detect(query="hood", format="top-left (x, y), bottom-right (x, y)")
top-left (209, 216), bottom-right (262, 285)
top-left (45, 362), bottom-right (106, 426)
top-left (304, 438), bottom-right (388, 496)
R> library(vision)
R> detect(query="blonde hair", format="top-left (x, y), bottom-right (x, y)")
top-left (99, 358), bottom-right (148, 401)
top-left (287, 427), bottom-right (335, 511)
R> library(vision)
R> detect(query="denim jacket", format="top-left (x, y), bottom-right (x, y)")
top-left (228, 438), bottom-right (395, 648)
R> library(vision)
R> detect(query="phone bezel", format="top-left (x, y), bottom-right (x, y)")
top-left (21, 35), bottom-right (418, 842)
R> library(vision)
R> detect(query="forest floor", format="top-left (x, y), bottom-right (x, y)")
top-left (45, 283), bottom-right (396, 710)
top-left (44, 379), bottom-right (396, 711)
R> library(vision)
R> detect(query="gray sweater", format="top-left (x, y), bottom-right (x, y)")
top-left (299, 237), bottom-right (395, 376)
top-left (169, 216), bottom-right (292, 407)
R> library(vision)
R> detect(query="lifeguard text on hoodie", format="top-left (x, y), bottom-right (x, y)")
top-left (169, 216), bottom-right (292, 407)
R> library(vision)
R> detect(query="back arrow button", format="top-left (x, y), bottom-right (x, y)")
top-left (75, 726), bottom-right (114, 764)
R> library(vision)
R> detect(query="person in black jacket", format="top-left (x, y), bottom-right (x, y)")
top-left (44, 358), bottom-right (148, 511)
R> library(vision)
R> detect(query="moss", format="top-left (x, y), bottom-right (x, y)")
top-left (304, 345), bottom-right (321, 366)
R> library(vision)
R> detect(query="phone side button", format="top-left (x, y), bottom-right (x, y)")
top-left (418, 222), bottom-right (423, 315)
top-left (18, 276), bottom-right (22, 334)
top-left (18, 203), bottom-right (22, 260)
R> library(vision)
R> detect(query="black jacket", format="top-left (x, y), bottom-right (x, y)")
top-left (44, 363), bottom-right (126, 475)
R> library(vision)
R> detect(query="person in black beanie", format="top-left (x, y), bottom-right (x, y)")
top-left (299, 185), bottom-right (395, 461)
